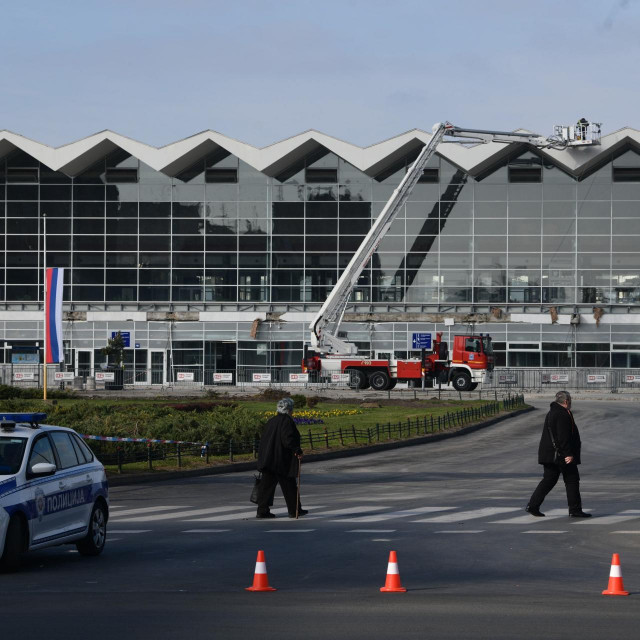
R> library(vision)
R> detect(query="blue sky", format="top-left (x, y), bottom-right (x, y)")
top-left (0, 0), bottom-right (638, 148)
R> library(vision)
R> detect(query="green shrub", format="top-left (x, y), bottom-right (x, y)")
top-left (0, 398), bottom-right (266, 444)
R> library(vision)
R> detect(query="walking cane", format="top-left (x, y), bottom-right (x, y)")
top-left (296, 456), bottom-right (302, 519)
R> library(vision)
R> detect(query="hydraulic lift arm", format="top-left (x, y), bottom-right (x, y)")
top-left (309, 121), bottom-right (567, 355)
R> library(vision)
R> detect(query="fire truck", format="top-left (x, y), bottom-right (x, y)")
top-left (301, 120), bottom-right (600, 391)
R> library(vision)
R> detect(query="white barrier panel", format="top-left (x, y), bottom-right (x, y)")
top-left (550, 374), bottom-right (569, 383)
top-left (95, 372), bottom-right (115, 381)
top-left (587, 374), bottom-right (607, 383)
top-left (626, 375), bottom-right (640, 383)
top-left (498, 374), bottom-right (518, 383)
top-left (14, 372), bottom-right (35, 381)
top-left (253, 373), bottom-right (271, 383)
top-left (213, 372), bottom-right (233, 383)
top-left (331, 373), bottom-right (350, 383)
top-left (176, 372), bottom-right (195, 381)
top-left (289, 373), bottom-right (309, 382)
top-left (54, 372), bottom-right (75, 381)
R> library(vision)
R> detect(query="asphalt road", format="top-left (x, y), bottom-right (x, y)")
top-left (4, 398), bottom-right (640, 640)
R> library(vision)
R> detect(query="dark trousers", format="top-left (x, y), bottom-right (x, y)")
top-left (257, 469), bottom-right (301, 516)
top-left (529, 462), bottom-right (582, 513)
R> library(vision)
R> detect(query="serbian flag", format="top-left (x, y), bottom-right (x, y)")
top-left (45, 268), bottom-right (64, 363)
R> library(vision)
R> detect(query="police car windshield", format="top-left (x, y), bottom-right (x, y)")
top-left (0, 437), bottom-right (27, 475)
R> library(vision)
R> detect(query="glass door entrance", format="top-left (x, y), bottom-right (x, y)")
top-left (150, 350), bottom-right (165, 385)
top-left (75, 350), bottom-right (93, 380)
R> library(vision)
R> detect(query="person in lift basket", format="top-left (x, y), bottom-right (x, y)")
top-left (526, 390), bottom-right (591, 518)
top-left (255, 398), bottom-right (307, 519)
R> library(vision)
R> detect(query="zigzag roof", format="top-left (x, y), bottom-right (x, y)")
top-left (0, 126), bottom-right (638, 179)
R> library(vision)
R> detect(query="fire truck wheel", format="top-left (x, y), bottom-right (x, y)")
top-left (369, 370), bottom-right (390, 391)
top-left (451, 371), bottom-right (472, 392)
top-left (348, 369), bottom-right (369, 390)
top-left (469, 383), bottom-right (478, 391)
top-left (386, 379), bottom-right (397, 390)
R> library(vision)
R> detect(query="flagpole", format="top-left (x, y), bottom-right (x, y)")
top-left (43, 214), bottom-right (47, 401)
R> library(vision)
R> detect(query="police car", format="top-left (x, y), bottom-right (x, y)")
top-left (0, 413), bottom-right (109, 571)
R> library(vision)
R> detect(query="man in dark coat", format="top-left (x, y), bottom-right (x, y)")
top-left (256, 397), bottom-right (308, 519)
top-left (526, 390), bottom-right (591, 518)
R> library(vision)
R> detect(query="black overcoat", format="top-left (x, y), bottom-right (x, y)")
top-left (257, 413), bottom-right (302, 477)
top-left (537, 401), bottom-right (582, 465)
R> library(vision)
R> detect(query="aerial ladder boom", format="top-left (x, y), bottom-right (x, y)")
top-left (309, 121), bottom-right (571, 355)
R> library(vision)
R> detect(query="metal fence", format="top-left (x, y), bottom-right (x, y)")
top-left (89, 394), bottom-right (526, 472)
top-left (5, 363), bottom-right (640, 394)
top-left (483, 368), bottom-right (640, 392)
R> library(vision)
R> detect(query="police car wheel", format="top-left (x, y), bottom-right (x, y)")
top-left (0, 516), bottom-right (24, 572)
top-left (76, 502), bottom-right (107, 556)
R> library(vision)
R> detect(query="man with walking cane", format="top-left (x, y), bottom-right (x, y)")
top-left (255, 397), bottom-right (308, 519)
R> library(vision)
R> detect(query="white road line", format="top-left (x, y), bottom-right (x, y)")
top-left (108, 529), bottom-right (152, 534)
top-left (493, 508), bottom-right (568, 524)
top-left (109, 506), bottom-right (187, 517)
top-left (521, 530), bottom-right (567, 534)
top-left (574, 514), bottom-right (639, 525)
top-left (108, 538), bottom-right (122, 542)
top-left (413, 507), bottom-right (521, 523)
top-left (266, 529), bottom-right (315, 533)
top-left (313, 506), bottom-right (388, 517)
top-left (611, 531), bottom-right (640, 534)
top-left (336, 506), bottom-right (456, 523)
top-left (185, 506), bottom-right (326, 522)
top-left (181, 529), bottom-right (231, 533)
top-left (112, 506), bottom-right (249, 522)
top-left (432, 530), bottom-right (485, 534)
top-left (347, 529), bottom-right (397, 533)
top-left (185, 507), bottom-right (289, 521)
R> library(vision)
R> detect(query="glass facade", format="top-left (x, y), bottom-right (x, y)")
top-left (2, 138), bottom-right (640, 379)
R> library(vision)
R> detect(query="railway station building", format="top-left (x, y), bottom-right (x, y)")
top-left (1, 123), bottom-right (640, 384)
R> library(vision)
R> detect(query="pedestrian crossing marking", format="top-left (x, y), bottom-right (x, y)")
top-left (181, 529), bottom-right (231, 533)
top-left (573, 514), bottom-right (636, 525)
top-left (492, 508), bottom-right (567, 524)
top-left (611, 531), bottom-right (640, 534)
top-left (108, 529), bottom-right (152, 534)
top-left (106, 502), bottom-right (640, 527)
top-left (313, 506), bottom-right (387, 517)
top-left (412, 507), bottom-right (521, 523)
top-left (110, 505), bottom-right (188, 518)
top-left (111, 505), bottom-right (248, 523)
top-left (336, 506), bottom-right (455, 523)
top-left (185, 506), bottom-right (326, 522)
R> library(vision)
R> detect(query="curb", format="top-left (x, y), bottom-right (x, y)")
top-left (107, 405), bottom-right (535, 487)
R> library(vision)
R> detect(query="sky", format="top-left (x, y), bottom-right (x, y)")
top-left (0, 0), bottom-right (639, 149)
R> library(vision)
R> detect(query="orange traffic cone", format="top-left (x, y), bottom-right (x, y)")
top-left (602, 553), bottom-right (629, 596)
top-left (246, 550), bottom-right (277, 592)
top-left (380, 550), bottom-right (407, 592)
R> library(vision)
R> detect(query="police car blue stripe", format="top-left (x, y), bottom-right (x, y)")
top-left (0, 477), bottom-right (17, 497)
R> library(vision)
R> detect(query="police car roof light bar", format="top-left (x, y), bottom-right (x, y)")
top-left (0, 412), bottom-right (47, 428)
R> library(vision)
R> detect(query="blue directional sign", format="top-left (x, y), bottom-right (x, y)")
top-left (112, 331), bottom-right (131, 348)
top-left (411, 333), bottom-right (432, 350)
